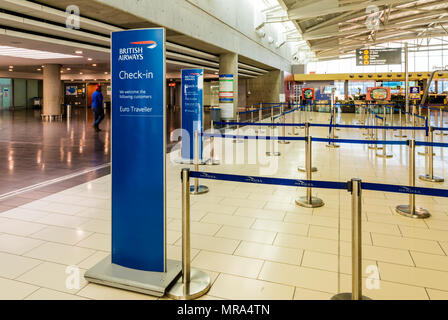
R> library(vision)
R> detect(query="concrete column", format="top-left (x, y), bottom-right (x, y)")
top-left (43, 64), bottom-right (62, 115)
top-left (219, 53), bottom-right (238, 120)
top-left (344, 80), bottom-right (349, 100)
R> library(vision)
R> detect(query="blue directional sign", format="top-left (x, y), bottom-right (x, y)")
top-left (181, 69), bottom-right (204, 161)
top-left (111, 28), bottom-right (166, 272)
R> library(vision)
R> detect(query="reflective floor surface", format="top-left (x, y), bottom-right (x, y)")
top-left (0, 111), bottom-right (448, 300)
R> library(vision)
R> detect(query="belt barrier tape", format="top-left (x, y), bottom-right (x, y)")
top-left (189, 171), bottom-right (448, 198)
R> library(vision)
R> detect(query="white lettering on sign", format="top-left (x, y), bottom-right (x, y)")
top-left (118, 47), bottom-right (144, 61)
top-left (119, 70), bottom-right (154, 80)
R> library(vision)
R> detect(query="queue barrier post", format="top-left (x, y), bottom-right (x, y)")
top-left (368, 116), bottom-right (382, 150)
top-left (298, 122), bottom-right (317, 173)
top-left (266, 125), bottom-right (281, 157)
top-left (418, 118), bottom-right (434, 157)
top-left (278, 108), bottom-right (290, 145)
top-left (233, 114), bottom-right (244, 144)
top-left (419, 127), bottom-right (444, 183)
top-left (436, 110), bottom-right (448, 136)
top-left (376, 117), bottom-right (393, 158)
top-left (208, 121), bottom-right (220, 165)
top-left (167, 168), bottom-right (211, 300)
top-left (395, 140), bottom-right (431, 219)
top-left (332, 178), bottom-right (371, 301)
top-left (291, 107), bottom-right (299, 136)
top-left (326, 112), bottom-right (340, 149)
top-left (395, 109), bottom-right (407, 138)
top-left (190, 131), bottom-right (209, 195)
top-left (295, 134), bottom-right (324, 208)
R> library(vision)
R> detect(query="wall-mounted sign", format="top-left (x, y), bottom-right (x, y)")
top-left (302, 88), bottom-right (315, 100)
top-left (181, 69), bottom-right (204, 161)
top-left (279, 93), bottom-right (286, 103)
top-left (356, 48), bottom-right (402, 66)
top-left (410, 86), bottom-right (421, 100)
top-left (66, 86), bottom-right (78, 96)
top-left (219, 74), bottom-right (234, 119)
top-left (366, 87), bottom-right (391, 101)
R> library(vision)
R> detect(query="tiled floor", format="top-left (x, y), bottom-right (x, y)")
top-left (0, 110), bottom-right (447, 300)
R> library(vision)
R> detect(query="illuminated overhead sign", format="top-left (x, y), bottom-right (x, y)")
top-left (357, 48), bottom-right (402, 66)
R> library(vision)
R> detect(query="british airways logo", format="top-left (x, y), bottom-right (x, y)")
top-left (131, 41), bottom-right (158, 49)
top-left (118, 41), bottom-right (158, 61)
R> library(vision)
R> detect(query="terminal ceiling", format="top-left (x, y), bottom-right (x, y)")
top-left (277, 0), bottom-right (448, 60)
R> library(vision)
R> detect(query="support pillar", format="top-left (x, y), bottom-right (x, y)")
top-left (219, 53), bottom-right (238, 121)
top-left (43, 64), bottom-right (62, 116)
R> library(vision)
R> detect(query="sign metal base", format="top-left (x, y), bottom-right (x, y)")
top-left (295, 196), bottom-right (324, 208)
top-left (166, 269), bottom-right (211, 300)
top-left (376, 153), bottom-right (393, 158)
top-left (266, 151), bottom-right (281, 156)
top-left (85, 256), bottom-right (182, 297)
top-left (331, 293), bottom-right (371, 300)
top-left (395, 205), bottom-right (430, 219)
top-left (419, 174), bottom-right (445, 183)
top-left (190, 185), bottom-right (209, 195)
top-left (298, 166), bottom-right (317, 173)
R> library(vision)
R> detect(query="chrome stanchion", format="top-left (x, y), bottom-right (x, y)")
top-left (395, 140), bottom-right (430, 219)
top-left (291, 107), bottom-right (299, 136)
top-left (266, 126), bottom-right (281, 157)
top-left (418, 117), bottom-right (434, 157)
top-left (436, 110), bottom-right (448, 136)
top-left (278, 108), bottom-right (290, 145)
top-left (368, 116), bottom-right (382, 150)
top-left (270, 105), bottom-right (275, 128)
top-left (190, 131), bottom-right (209, 195)
top-left (208, 120), bottom-right (220, 165)
top-left (298, 122), bottom-right (317, 173)
top-left (258, 103), bottom-right (263, 134)
top-left (326, 114), bottom-right (340, 149)
top-left (233, 114), bottom-right (243, 144)
top-left (395, 109), bottom-right (407, 138)
top-left (332, 178), bottom-right (370, 301)
top-left (419, 127), bottom-right (444, 182)
top-left (167, 168), bottom-right (211, 300)
top-left (376, 118), bottom-right (392, 158)
top-left (295, 134), bottom-right (324, 208)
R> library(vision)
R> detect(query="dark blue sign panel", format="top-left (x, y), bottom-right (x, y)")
top-left (181, 69), bottom-right (204, 161)
top-left (111, 28), bottom-right (166, 272)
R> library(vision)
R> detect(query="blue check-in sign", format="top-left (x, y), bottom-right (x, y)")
top-left (111, 28), bottom-right (166, 273)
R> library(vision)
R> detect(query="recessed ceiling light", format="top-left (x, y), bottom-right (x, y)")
top-left (75, 50), bottom-right (83, 54)
top-left (9, 65), bottom-right (13, 68)
top-left (80, 72), bottom-right (83, 75)
top-left (92, 64), bottom-right (97, 67)
top-left (37, 68), bottom-right (42, 71)
top-left (0, 46), bottom-right (83, 60)
top-left (66, 68), bottom-right (71, 71)
top-left (87, 58), bottom-right (93, 61)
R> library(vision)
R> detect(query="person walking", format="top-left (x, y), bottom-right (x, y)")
top-left (92, 84), bottom-right (104, 132)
